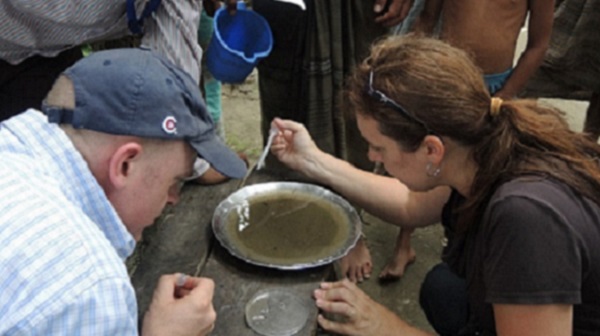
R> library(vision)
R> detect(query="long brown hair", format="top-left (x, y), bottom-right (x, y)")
top-left (344, 34), bottom-right (600, 229)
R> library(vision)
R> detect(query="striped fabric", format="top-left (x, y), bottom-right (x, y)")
top-left (0, 0), bottom-right (202, 83)
top-left (0, 110), bottom-right (138, 335)
top-left (253, 0), bottom-right (387, 172)
top-left (523, 0), bottom-right (600, 98)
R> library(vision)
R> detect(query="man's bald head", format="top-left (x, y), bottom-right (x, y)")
top-left (45, 75), bottom-right (75, 110)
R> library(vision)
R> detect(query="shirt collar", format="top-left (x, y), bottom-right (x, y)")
top-left (8, 110), bottom-right (136, 260)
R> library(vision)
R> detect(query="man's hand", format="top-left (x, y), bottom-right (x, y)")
top-left (373, 0), bottom-right (414, 27)
top-left (142, 274), bottom-right (216, 336)
top-left (203, 0), bottom-right (239, 17)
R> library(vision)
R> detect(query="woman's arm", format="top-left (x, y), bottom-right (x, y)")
top-left (271, 118), bottom-right (450, 228)
top-left (314, 279), bottom-right (435, 336)
top-left (494, 304), bottom-right (572, 335)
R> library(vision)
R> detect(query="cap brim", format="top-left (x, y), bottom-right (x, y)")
top-left (190, 137), bottom-right (247, 179)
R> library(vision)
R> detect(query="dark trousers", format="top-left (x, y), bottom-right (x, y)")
top-left (419, 263), bottom-right (470, 336)
top-left (0, 47), bottom-right (83, 122)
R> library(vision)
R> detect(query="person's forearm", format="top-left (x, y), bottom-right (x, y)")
top-left (301, 150), bottom-right (442, 228)
top-left (374, 305), bottom-right (436, 336)
top-left (499, 0), bottom-right (553, 98)
top-left (316, 280), bottom-right (436, 336)
top-left (495, 46), bottom-right (547, 99)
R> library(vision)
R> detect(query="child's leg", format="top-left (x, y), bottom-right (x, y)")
top-left (378, 227), bottom-right (416, 280)
top-left (337, 236), bottom-right (373, 283)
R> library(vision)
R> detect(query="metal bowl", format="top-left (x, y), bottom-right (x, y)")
top-left (212, 182), bottom-right (362, 270)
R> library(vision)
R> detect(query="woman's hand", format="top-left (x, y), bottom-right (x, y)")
top-left (270, 118), bottom-right (322, 173)
top-left (314, 279), bottom-right (432, 336)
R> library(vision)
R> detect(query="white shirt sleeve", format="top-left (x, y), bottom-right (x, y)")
top-left (141, 0), bottom-right (203, 84)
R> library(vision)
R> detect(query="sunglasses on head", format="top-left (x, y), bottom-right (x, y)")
top-left (366, 71), bottom-right (433, 134)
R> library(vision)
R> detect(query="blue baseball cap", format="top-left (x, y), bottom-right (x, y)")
top-left (43, 47), bottom-right (247, 179)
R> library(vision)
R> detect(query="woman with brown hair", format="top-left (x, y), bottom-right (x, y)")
top-left (269, 34), bottom-right (600, 335)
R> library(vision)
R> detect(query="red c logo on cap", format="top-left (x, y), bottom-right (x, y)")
top-left (162, 116), bottom-right (177, 134)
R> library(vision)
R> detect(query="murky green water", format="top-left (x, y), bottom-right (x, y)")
top-left (225, 192), bottom-right (350, 265)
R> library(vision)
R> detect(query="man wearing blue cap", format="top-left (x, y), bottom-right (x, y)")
top-left (0, 48), bottom-right (246, 335)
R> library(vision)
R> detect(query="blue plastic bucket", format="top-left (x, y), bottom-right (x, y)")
top-left (205, 2), bottom-right (273, 83)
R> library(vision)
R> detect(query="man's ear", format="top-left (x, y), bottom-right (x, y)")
top-left (107, 142), bottom-right (144, 189)
top-left (422, 135), bottom-right (445, 165)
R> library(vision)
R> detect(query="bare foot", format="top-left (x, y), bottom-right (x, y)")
top-left (338, 237), bottom-right (373, 283)
top-left (378, 246), bottom-right (416, 281)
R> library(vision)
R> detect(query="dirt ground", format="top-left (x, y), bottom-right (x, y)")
top-left (219, 67), bottom-right (590, 334)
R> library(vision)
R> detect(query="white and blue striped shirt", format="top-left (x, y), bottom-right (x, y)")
top-left (0, 0), bottom-right (202, 83)
top-left (0, 110), bottom-right (138, 335)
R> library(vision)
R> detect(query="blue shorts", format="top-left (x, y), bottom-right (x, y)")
top-left (484, 68), bottom-right (513, 95)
